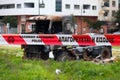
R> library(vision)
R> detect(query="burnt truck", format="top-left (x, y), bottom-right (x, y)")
top-left (22, 15), bottom-right (112, 61)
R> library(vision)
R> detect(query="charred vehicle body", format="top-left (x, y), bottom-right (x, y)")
top-left (22, 15), bottom-right (112, 61)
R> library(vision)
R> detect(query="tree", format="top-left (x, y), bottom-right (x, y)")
top-left (92, 21), bottom-right (106, 30)
top-left (114, 9), bottom-right (120, 30)
top-left (2, 16), bottom-right (17, 28)
top-left (83, 18), bottom-right (106, 30)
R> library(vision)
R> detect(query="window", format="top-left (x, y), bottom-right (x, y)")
top-left (119, 2), bottom-right (120, 8)
top-left (21, 24), bottom-right (25, 33)
top-left (112, 10), bottom-right (116, 16)
top-left (104, 11), bottom-right (109, 16)
top-left (92, 6), bottom-right (96, 10)
top-left (65, 4), bottom-right (70, 9)
top-left (0, 5), bottom-right (3, 9)
top-left (112, 1), bottom-right (116, 7)
top-left (7, 4), bottom-right (15, 9)
top-left (0, 4), bottom-right (15, 9)
top-left (74, 5), bottom-right (80, 9)
top-left (17, 4), bottom-right (21, 8)
top-left (56, 0), bottom-right (62, 12)
top-left (24, 3), bottom-right (34, 8)
top-left (83, 4), bottom-right (90, 9)
top-left (104, 2), bottom-right (109, 7)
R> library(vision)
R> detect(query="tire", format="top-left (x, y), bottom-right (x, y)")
top-left (101, 47), bottom-right (111, 60)
top-left (58, 52), bottom-right (71, 61)
top-left (53, 49), bottom-right (63, 60)
top-left (83, 51), bottom-right (89, 61)
top-left (41, 52), bottom-right (49, 60)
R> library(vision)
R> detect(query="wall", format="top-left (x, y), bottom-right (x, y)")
top-left (0, 0), bottom-right (39, 16)
top-left (77, 16), bottom-right (97, 34)
top-left (0, 0), bottom-right (98, 17)
top-left (40, 0), bottom-right (98, 16)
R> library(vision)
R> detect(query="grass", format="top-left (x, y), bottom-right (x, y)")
top-left (0, 46), bottom-right (120, 80)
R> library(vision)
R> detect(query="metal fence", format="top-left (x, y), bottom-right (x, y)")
top-left (7, 27), bottom-right (17, 34)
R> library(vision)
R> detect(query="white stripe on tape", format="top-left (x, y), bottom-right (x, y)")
top-left (57, 35), bottom-right (79, 45)
top-left (0, 35), bottom-right (8, 45)
top-left (20, 34), bottom-right (44, 45)
top-left (89, 34), bottom-right (111, 46)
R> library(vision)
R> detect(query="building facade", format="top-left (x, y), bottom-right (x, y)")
top-left (0, 0), bottom-right (99, 34)
top-left (98, 0), bottom-right (119, 22)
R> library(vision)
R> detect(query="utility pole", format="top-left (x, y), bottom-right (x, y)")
top-left (80, 5), bottom-right (85, 34)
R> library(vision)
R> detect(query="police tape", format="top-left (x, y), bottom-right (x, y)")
top-left (0, 34), bottom-right (120, 46)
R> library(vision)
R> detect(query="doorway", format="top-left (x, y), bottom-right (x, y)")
top-left (21, 24), bottom-right (25, 33)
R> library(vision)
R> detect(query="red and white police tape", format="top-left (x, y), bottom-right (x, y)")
top-left (0, 34), bottom-right (120, 46)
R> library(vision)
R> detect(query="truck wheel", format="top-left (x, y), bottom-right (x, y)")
top-left (41, 52), bottom-right (49, 60)
top-left (58, 52), bottom-right (71, 61)
top-left (83, 51), bottom-right (89, 61)
top-left (101, 47), bottom-right (111, 60)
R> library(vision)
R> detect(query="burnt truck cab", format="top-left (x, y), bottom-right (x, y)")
top-left (22, 15), bottom-right (112, 61)
top-left (22, 15), bottom-right (75, 59)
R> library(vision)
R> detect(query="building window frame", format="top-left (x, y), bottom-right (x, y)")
top-left (83, 4), bottom-right (90, 10)
top-left (0, 4), bottom-right (15, 9)
top-left (112, 10), bottom-right (116, 16)
top-left (92, 5), bottom-right (96, 10)
top-left (17, 4), bottom-right (21, 8)
top-left (55, 0), bottom-right (62, 12)
top-left (65, 4), bottom-right (70, 9)
top-left (74, 4), bottom-right (80, 9)
top-left (104, 11), bottom-right (109, 17)
top-left (24, 3), bottom-right (34, 8)
top-left (112, 1), bottom-right (116, 7)
top-left (104, 1), bottom-right (109, 7)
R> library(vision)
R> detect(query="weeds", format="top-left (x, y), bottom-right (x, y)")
top-left (0, 46), bottom-right (120, 80)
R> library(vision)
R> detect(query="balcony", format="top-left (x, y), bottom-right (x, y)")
top-left (101, 1), bottom-right (110, 11)
top-left (102, 6), bottom-right (110, 11)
